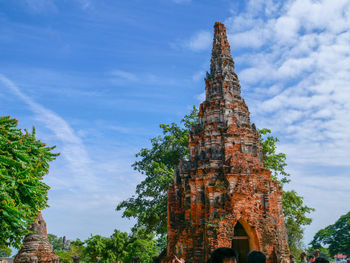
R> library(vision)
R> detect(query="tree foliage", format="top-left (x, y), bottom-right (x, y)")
top-left (123, 228), bottom-right (159, 263)
top-left (310, 211), bottom-right (350, 256)
top-left (282, 190), bottom-right (314, 255)
top-left (84, 235), bottom-right (110, 262)
top-left (49, 229), bottom-right (161, 263)
top-left (48, 234), bottom-right (71, 251)
top-left (49, 236), bottom-right (86, 263)
top-left (117, 109), bottom-right (314, 256)
top-left (259, 129), bottom-right (314, 255)
top-left (0, 116), bottom-right (59, 248)
top-left (259, 128), bottom-right (290, 184)
top-left (116, 107), bottom-right (198, 235)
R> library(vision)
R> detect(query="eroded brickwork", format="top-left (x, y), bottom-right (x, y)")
top-left (14, 213), bottom-right (60, 263)
top-left (164, 22), bottom-right (290, 263)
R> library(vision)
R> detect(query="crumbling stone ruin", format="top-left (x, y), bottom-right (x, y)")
top-left (14, 213), bottom-right (59, 263)
top-left (163, 22), bottom-right (290, 263)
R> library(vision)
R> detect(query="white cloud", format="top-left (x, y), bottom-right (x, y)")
top-left (24, 0), bottom-right (57, 13)
top-left (228, 28), bottom-right (268, 49)
top-left (196, 92), bottom-right (205, 103)
top-left (224, 0), bottom-right (350, 243)
top-left (0, 74), bottom-right (98, 190)
top-left (109, 69), bottom-right (179, 87)
top-left (274, 16), bottom-right (300, 43)
top-left (186, 30), bottom-right (212, 51)
top-left (172, 0), bottom-right (191, 4)
top-left (192, 70), bottom-right (205, 82)
top-left (110, 70), bottom-right (138, 81)
top-left (284, 166), bottom-right (350, 243)
top-left (108, 125), bottom-right (154, 136)
top-left (76, 0), bottom-right (93, 10)
top-left (0, 74), bottom-right (140, 239)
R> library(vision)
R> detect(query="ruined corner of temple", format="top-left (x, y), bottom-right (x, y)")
top-left (14, 213), bottom-right (60, 263)
top-left (161, 22), bottom-right (290, 263)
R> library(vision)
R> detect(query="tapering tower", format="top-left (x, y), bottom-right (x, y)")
top-left (14, 213), bottom-right (60, 263)
top-left (165, 22), bottom-right (290, 263)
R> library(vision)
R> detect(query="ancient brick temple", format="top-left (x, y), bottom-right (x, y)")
top-left (14, 213), bottom-right (60, 263)
top-left (165, 22), bottom-right (290, 263)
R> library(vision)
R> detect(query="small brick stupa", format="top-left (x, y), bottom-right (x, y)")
top-left (165, 22), bottom-right (290, 263)
top-left (14, 213), bottom-right (60, 263)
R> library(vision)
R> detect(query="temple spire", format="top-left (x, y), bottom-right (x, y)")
top-left (205, 22), bottom-right (240, 102)
top-left (210, 22), bottom-right (234, 75)
top-left (165, 22), bottom-right (290, 263)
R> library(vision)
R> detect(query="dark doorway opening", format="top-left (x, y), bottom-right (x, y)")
top-left (232, 222), bottom-right (249, 263)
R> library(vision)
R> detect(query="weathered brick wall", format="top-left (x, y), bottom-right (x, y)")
top-left (14, 213), bottom-right (60, 263)
top-left (164, 22), bottom-right (290, 263)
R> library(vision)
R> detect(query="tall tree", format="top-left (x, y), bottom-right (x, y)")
top-left (73, 229), bottom-right (159, 263)
top-left (116, 107), bottom-right (198, 235)
top-left (0, 245), bottom-right (12, 257)
top-left (123, 227), bottom-right (159, 263)
top-left (48, 234), bottom-right (69, 251)
top-left (107, 229), bottom-right (129, 261)
top-left (49, 236), bottom-right (87, 263)
top-left (259, 128), bottom-right (290, 184)
top-left (84, 231), bottom-right (130, 262)
top-left (310, 211), bottom-right (350, 256)
top-left (259, 129), bottom-right (315, 255)
top-left (117, 109), bottom-right (314, 256)
top-left (0, 116), bottom-right (59, 248)
top-left (84, 235), bottom-right (109, 262)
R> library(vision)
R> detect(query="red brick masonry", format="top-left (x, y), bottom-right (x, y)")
top-left (164, 22), bottom-right (290, 263)
top-left (15, 213), bottom-right (60, 263)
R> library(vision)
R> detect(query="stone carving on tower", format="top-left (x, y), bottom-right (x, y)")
top-left (164, 22), bottom-right (290, 263)
top-left (14, 213), bottom-right (60, 263)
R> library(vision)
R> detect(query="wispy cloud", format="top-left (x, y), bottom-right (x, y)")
top-left (76, 0), bottom-right (94, 10)
top-left (196, 92), bottom-right (205, 103)
top-left (0, 73), bottom-right (140, 239)
top-left (0, 74), bottom-right (97, 190)
top-left (224, 0), bottom-right (350, 166)
top-left (192, 70), bottom-right (205, 82)
top-left (108, 125), bottom-right (154, 136)
top-left (108, 69), bottom-right (179, 86)
top-left (186, 30), bottom-right (212, 51)
top-left (23, 0), bottom-right (94, 13)
top-left (223, 0), bottom-right (350, 242)
top-left (176, 30), bottom-right (212, 52)
top-left (23, 0), bottom-right (58, 13)
top-left (172, 0), bottom-right (191, 4)
top-left (110, 70), bottom-right (138, 82)
top-left (284, 165), bottom-right (350, 240)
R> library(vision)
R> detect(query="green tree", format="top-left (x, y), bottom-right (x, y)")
top-left (123, 227), bottom-right (160, 263)
top-left (0, 245), bottom-right (12, 257)
top-left (55, 250), bottom-right (72, 263)
top-left (310, 211), bottom-right (350, 256)
top-left (48, 234), bottom-right (67, 251)
top-left (83, 231), bottom-right (130, 263)
top-left (117, 109), bottom-right (314, 256)
top-left (104, 230), bottom-right (129, 262)
top-left (69, 239), bottom-right (86, 261)
top-left (282, 190), bottom-right (314, 255)
top-left (52, 237), bottom-right (86, 263)
top-left (116, 107), bottom-right (198, 235)
top-left (0, 116), bottom-right (59, 248)
top-left (259, 129), bottom-right (315, 256)
top-left (56, 243), bottom-right (86, 263)
top-left (84, 235), bottom-right (109, 262)
top-left (259, 128), bottom-right (290, 184)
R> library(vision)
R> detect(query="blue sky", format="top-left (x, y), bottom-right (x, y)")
top-left (1, 0), bottom-right (350, 247)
